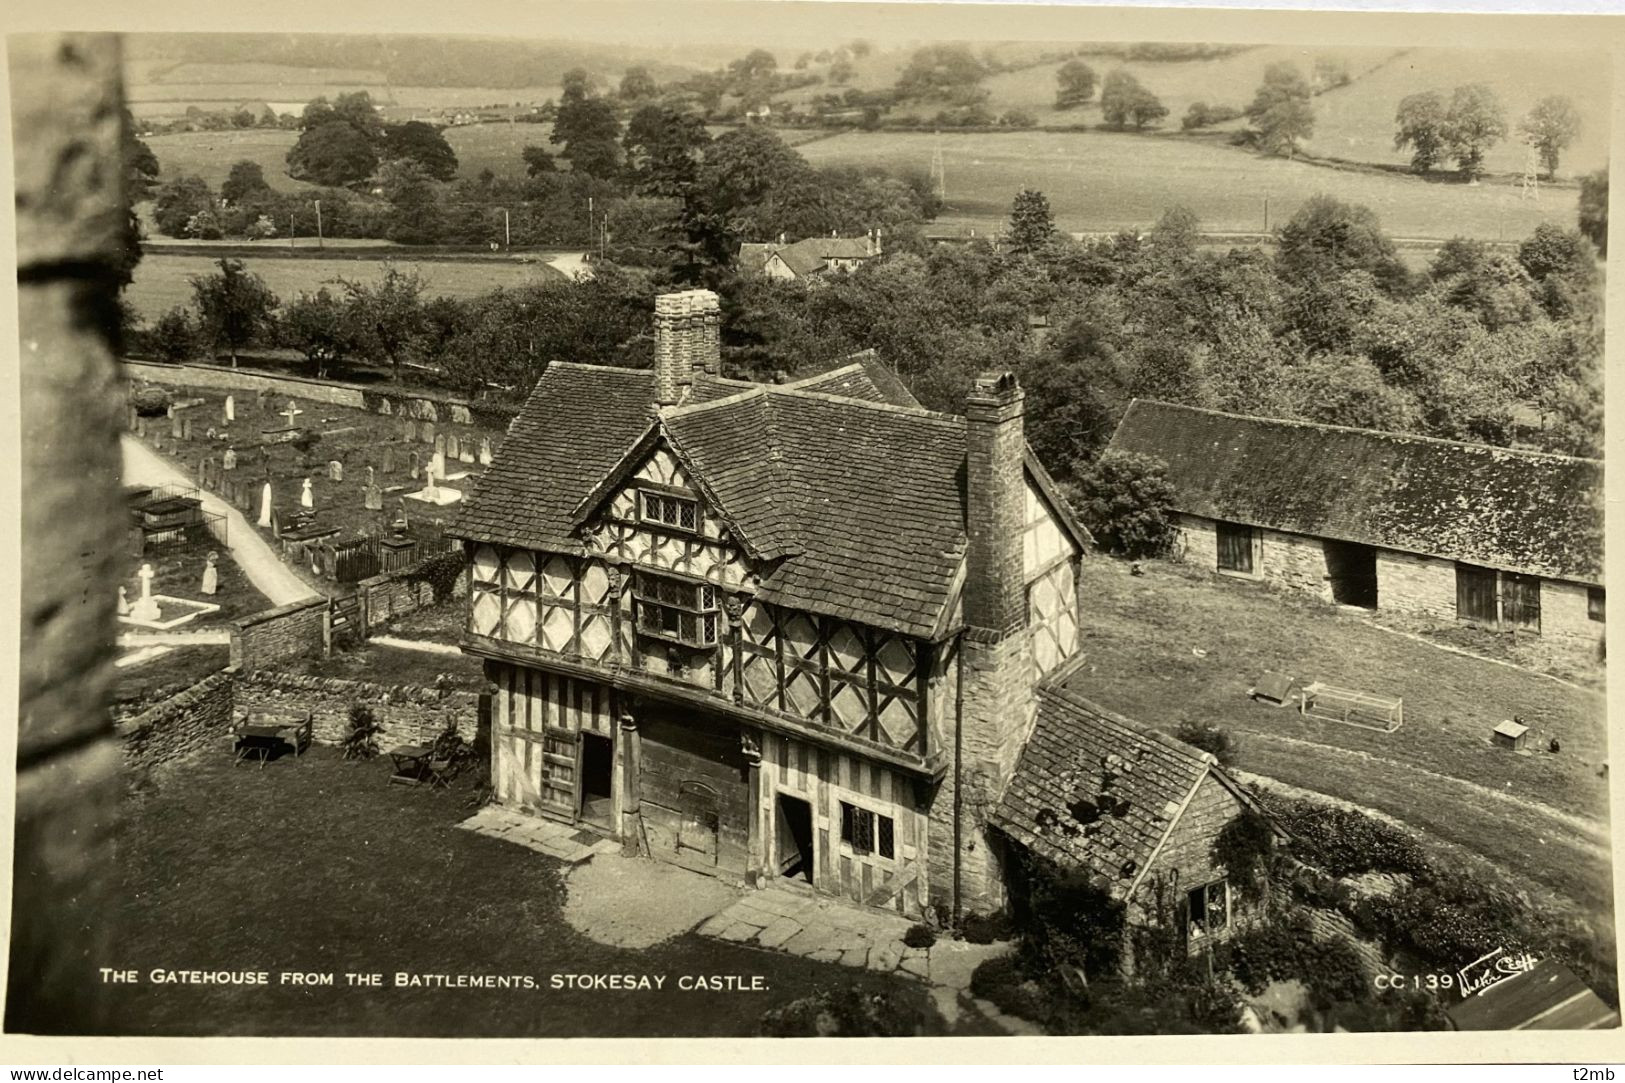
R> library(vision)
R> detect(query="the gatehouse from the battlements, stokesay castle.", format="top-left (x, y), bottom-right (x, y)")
top-left (450, 288), bottom-right (1098, 920)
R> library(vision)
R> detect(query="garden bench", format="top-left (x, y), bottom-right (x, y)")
top-left (230, 711), bottom-right (313, 768)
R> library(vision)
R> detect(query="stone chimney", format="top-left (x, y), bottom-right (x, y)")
top-left (652, 289), bottom-right (721, 408)
top-left (963, 371), bottom-right (1027, 635)
top-left (939, 369), bottom-right (1037, 917)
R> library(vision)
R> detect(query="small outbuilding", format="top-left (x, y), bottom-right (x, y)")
top-left (1493, 718), bottom-right (1531, 751)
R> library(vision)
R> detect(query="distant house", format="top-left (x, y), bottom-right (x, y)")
top-left (738, 232), bottom-right (883, 283)
top-left (1108, 401), bottom-right (1605, 664)
top-left (993, 683), bottom-right (1281, 971)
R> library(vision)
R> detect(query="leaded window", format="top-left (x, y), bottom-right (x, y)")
top-left (1187, 880), bottom-right (1230, 942)
top-left (640, 489), bottom-right (698, 533)
top-left (634, 571), bottom-right (719, 648)
top-left (839, 800), bottom-right (895, 860)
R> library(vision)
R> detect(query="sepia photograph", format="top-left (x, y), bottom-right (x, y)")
top-left (3, 0), bottom-right (1620, 1054)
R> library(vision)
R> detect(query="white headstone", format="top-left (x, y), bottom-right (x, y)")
top-left (116, 585), bottom-right (131, 616)
top-left (200, 552), bottom-right (219, 596)
top-left (430, 450), bottom-right (446, 481)
top-left (478, 437), bottom-right (494, 465)
top-left (301, 477), bottom-right (314, 509)
top-left (224, 395), bottom-right (235, 422)
top-left (258, 482), bottom-right (273, 527)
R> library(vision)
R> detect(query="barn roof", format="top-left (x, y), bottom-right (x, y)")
top-left (992, 685), bottom-right (1262, 900)
top-left (1108, 400), bottom-right (1604, 585)
top-left (452, 359), bottom-right (1084, 639)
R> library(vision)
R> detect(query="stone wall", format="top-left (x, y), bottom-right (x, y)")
top-left (1539, 579), bottom-right (1606, 666)
top-left (10, 32), bottom-right (128, 1034)
top-left (116, 671), bottom-right (235, 774)
top-left (1261, 529), bottom-right (1333, 600)
top-left (1124, 772), bottom-right (1250, 932)
top-left (231, 597), bottom-right (328, 670)
top-left (234, 671), bottom-right (482, 747)
top-left (358, 572), bottom-right (436, 632)
top-left (124, 360), bottom-right (368, 408)
top-left (1373, 549), bottom-right (1457, 621)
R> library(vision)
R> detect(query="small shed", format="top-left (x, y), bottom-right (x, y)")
top-left (1493, 718), bottom-right (1530, 751)
top-left (1447, 961), bottom-right (1618, 1030)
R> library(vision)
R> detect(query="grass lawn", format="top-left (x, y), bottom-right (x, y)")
top-left (376, 597), bottom-right (466, 644)
top-left (114, 644), bottom-right (231, 717)
top-left (126, 252), bottom-right (570, 325)
top-left (1065, 557), bottom-right (1611, 914)
top-left (108, 748), bottom-right (960, 1037)
top-left (798, 127), bottom-right (1578, 241)
top-left (143, 130), bottom-right (313, 192)
top-left (279, 639), bottom-right (486, 692)
top-left (123, 531), bottom-right (273, 627)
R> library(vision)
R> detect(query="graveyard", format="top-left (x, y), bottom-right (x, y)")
top-left (126, 383), bottom-right (510, 579)
top-left (1067, 555), bottom-right (1612, 916)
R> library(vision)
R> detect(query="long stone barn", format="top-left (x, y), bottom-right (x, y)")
top-left (1108, 400), bottom-right (1605, 667)
top-left (448, 289), bottom-right (1092, 920)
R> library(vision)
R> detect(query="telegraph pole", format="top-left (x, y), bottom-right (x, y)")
top-left (313, 200), bottom-right (324, 249)
top-left (504, 208), bottom-right (511, 249)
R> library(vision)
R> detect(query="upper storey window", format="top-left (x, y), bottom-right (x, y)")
top-left (639, 486), bottom-right (698, 533)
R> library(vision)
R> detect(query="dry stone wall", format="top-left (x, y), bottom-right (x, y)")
top-left (234, 671), bottom-right (482, 747)
top-left (116, 671), bottom-right (235, 774)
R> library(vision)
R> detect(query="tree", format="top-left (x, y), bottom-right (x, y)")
top-left (1313, 55), bottom-right (1351, 91)
top-left (286, 120), bottom-right (379, 187)
top-left (148, 306), bottom-right (200, 363)
top-left (1245, 62), bottom-right (1315, 158)
top-left (1393, 90), bottom-right (1450, 174)
top-left (1099, 71), bottom-right (1167, 130)
top-left (1520, 96), bottom-right (1581, 179)
top-left (895, 45), bottom-right (986, 100)
top-left (623, 104), bottom-right (711, 197)
top-left (1578, 169), bottom-right (1608, 255)
top-left (190, 258), bottom-right (278, 367)
top-left (1275, 195), bottom-right (1409, 294)
top-left (377, 159), bottom-right (442, 245)
top-left (220, 160), bottom-right (271, 205)
top-left (1444, 83), bottom-right (1507, 181)
top-left (383, 121), bottom-right (459, 181)
top-left (522, 144), bottom-right (558, 176)
top-left (122, 109), bottom-right (160, 200)
top-left (1282, 353), bottom-right (1421, 432)
top-left (551, 94), bottom-right (622, 178)
top-left (1054, 59), bottom-right (1098, 109)
top-left (728, 49), bottom-right (779, 87)
top-left (279, 288), bottom-right (361, 378)
top-left (560, 68), bottom-right (598, 104)
top-left (1517, 222), bottom-right (1595, 283)
top-left (339, 264), bottom-right (426, 383)
top-left (1008, 188), bottom-right (1056, 255)
top-left (330, 90), bottom-right (385, 145)
top-left (152, 174), bottom-right (216, 238)
top-left (619, 65), bottom-right (659, 102)
top-left (1069, 450), bottom-right (1177, 558)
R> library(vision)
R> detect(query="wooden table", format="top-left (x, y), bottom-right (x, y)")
top-left (232, 716), bottom-right (312, 769)
top-left (388, 744), bottom-right (433, 786)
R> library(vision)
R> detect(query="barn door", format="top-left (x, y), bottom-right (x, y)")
top-left (1216, 522), bottom-right (1254, 573)
top-left (1456, 564), bottom-right (1498, 624)
top-left (1501, 573), bottom-right (1542, 631)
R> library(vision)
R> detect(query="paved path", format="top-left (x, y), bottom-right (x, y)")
top-left (369, 635), bottom-right (463, 656)
top-left (117, 629), bottom-right (232, 646)
top-left (459, 805), bottom-right (619, 864)
top-left (121, 435), bottom-right (318, 608)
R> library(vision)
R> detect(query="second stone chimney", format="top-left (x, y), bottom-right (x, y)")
top-left (963, 370), bottom-right (1027, 635)
top-left (652, 288), bottom-right (721, 407)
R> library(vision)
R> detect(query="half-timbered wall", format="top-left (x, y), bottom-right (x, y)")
top-left (469, 545), bottom-right (622, 663)
top-left (1022, 479), bottom-right (1080, 681)
top-left (757, 731), bottom-right (928, 916)
top-left (489, 661), bottom-right (615, 820)
top-left (737, 600), bottom-right (927, 756)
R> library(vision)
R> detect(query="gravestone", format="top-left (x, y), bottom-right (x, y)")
top-left (419, 400), bottom-right (438, 422)
top-left (301, 477), bottom-right (314, 509)
top-left (408, 450), bottom-right (421, 479)
top-left (450, 404), bottom-right (472, 425)
top-left (200, 552), bottom-right (219, 596)
top-left (433, 433), bottom-right (446, 457)
top-left (127, 405), bottom-right (138, 431)
top-left (445, 434), bottom-right (460, 461)
top-left (419, 420), bottom-right (436, 444)
top-left (329, 460), bottom-right (343, 482)
top-left (182, 417), bottom-right (195, 441)
top-left (170, 412), bottom-right (184, 439)
top-left (364, 481), bottom-right (384, 512)
top-left (224, 395), bottom-right (235, 423)
top-left (378, 397), bottom-right (393, 416)
top-left (399, 417), bottom-right (416, 441)
top-left (222, 447), bottom-right (237, 471)
top-left (430, 450), bottom-right (446, 480)
top-left (258, 482), bottom-right (273, 528)
top-left (381, 445), bottom-right (395, 474)
top-left (478, 437), bottom-right (494, 465)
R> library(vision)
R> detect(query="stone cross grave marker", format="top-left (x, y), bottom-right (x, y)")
top-left (301, 477), bottom-right (314, 509)
top-left (130, 563), bottom-right (160, 622)
top-left (281, 400), bottom-right (303, 430)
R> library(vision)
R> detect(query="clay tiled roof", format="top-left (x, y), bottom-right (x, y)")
top-left (790, 350), bottom-right (921, 409)
top-left (993, 686), bottom-right (1223, 899)
top-left (451, 362), bottom-right (654, 553)
top-left (1109, 400), bottom-right (1604, 585)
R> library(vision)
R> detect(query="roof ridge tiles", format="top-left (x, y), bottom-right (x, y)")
top-left (1124, 398), bottom-right (1603, 466)
top-left (769, 384), bottom-right (964, 425)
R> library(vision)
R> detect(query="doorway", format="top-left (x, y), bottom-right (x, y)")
top-left (775, 794), bottom-right (815, 884)
top-left (1324, 540), bottom-right (1378, 609)
top-left (578, 732), bottom-right (614, 828)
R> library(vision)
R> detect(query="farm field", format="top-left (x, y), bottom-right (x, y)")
top-left (1065, 557), bottom-right (1611, 915)
top-left (798, 128), bottom-right (1578, 240)
top-left (126, 253), bottom-right (570, 323)
top-left (143, 129), bottom-right (310, 191)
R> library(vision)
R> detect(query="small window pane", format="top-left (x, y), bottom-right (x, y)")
top-left (878, 815), bottom-right (895, 860)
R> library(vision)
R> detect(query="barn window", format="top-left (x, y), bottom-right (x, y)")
top-left (1589, 588), bottom-right (1605, 623)
top-left (639, 489), bottom-right (698, 533)
top-left (633, 571), bottom-right (719, 648)
top-left (1216, 522), bottom-right (1256, 574)
top-left (839, 801), bottom-right (895, 860)
top-left (1186, 880), bottom-right (1230, 942)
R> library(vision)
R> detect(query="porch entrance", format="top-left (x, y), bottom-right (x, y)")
top-left (1324, 540), bottom-right (1378, 609)
top-left (578, 732), bottom-right (615, 828)
top-left (775, 793), bottom-right (815, 884)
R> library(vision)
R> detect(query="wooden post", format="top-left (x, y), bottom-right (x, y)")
top-left (742, 729), bottom-right (763, 886)
top-left (619, 705), bottom-right (642, 857)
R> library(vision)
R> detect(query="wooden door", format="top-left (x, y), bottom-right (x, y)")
top-left (1216, 522), bottom-right (1254, 573)
top-left (540, 729), bottom-right (578, 817)
top-left (1501, 573), bottom-right (1542, 631)
top-left (1456, 563), bottom-right (1499, 624)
